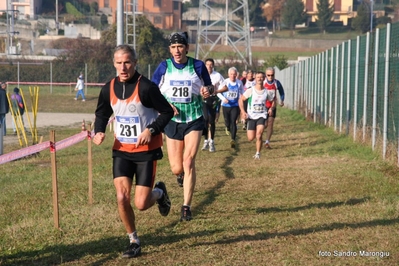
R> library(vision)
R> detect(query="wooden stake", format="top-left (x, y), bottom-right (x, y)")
top-left (87, 125), bottom-right (93, 205)
top-left (50, 130), bottom-right (59, 229)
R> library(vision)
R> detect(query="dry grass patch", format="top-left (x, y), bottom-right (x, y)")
top-left (1, 107), bottom-right (398, 265)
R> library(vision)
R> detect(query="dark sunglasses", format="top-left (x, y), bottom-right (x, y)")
top-left (267, 74), bottom-right (274, 77)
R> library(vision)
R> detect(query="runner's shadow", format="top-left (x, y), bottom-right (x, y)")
top-left (1, 236), bottom-right (123, 265)
top-left (195, 217), bottom-right (399, 246)
top-left (256, 197), bottom-right (371, 213)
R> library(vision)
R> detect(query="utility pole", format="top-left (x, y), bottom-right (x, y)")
top-left (5, 0), bottom-right (10, 54)
top-left (370, 0), bottom-right (373, 33)
top-left (3, 0), bottom-right (19, 55)
top-left (225, 0), bottom-right (228, 46)
top-left (117, 0), bottom-right (124, 45)
top-left (56, 0), bottom-right (59, 35)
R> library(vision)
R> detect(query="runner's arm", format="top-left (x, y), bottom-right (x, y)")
top-left (94, 84), bottom-right (113, 133)
top-left (140, 81), bottom-right (174, 135)
top-left (276, 80), bottom-right (285, 105)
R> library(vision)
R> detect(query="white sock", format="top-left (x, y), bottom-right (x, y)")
top-left (128, 231), bottom-right (140, 245)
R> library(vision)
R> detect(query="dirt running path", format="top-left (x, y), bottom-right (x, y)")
top-left (2, 113), bottom-right (95, 145)
top-left (5, 112), bottom-right (95, 128)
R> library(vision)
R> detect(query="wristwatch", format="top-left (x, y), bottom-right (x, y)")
top-left (148, 127), bottom-right (156, 136)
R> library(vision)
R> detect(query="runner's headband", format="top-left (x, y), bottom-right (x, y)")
top-left (169, 32), bottom-right (188, 46)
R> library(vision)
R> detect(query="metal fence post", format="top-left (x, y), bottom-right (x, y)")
top-left (363, 32), bottom-right (370, 142)
top-left (372, 29), bottom-right (380, 151)
top-left (334, 44), bottom-right (339, 132)
top-left (382, 24), bottom-right (391, 159)
top-left (346, 39), bottom-right (351, 136)
top-left (17, 61), bottom-right (20, 88)
top-left (339, 41), bottom-right (345, 134)
top-left (353, 36), bottom-right (360, 140)
top-left (324, 50), bottom-right (328, 125)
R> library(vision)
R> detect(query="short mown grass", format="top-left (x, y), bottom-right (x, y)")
top-left (1, 99), bottom-right (398, 265)
top-left (12, 86), bottom-right (100, 114)
top-left (270, 27), bottom-right (362, 40)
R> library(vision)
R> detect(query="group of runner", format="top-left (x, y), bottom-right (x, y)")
top-left (92, 31), bottom-right (284, 258)
top-left (199, 62), bottom-right (285, 159)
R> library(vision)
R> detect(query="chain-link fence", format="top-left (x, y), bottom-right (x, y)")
top-left (277, 22), bottom-right (399, 162)
top-left (0, 61), bottom-right (161, 93)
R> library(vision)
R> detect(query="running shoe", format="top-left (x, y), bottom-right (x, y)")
top-left (253, 153), bottom-right (260, 159)
top-left (180, 205), bottom-right (193, 221)
top-left (122, 242), bottom-right (141, 258)
top-left (230, 140), bottom-right (236, 148)
top-left (154, 182), bottom-right (171, 216)
top-left (225, 127), bottom-right (230, 136)
top-left (209, 140), bottom-right (215, 152)
top-left (264, 142), bottom-right (271, 149)
top-left (176, 172), bottom-right (184, 187)
top-left (201, 140), bottom-right (209, 151)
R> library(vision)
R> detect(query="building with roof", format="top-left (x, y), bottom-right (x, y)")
top-left (303, 0), bottom-right (354, 26)
top-left (88, 0), bottom-right (182, 30)
top-left (0, 0), bottom-right (43, 20)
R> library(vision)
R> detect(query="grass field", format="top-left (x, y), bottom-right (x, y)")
top-left (270, 27), bottom-right (362, 40)
top-left (195, 50), bottom-right (321, 61)
top-left (190, 27), bottom-right (361, 61)
top-left (9, 86), bottom-right (100, 114)
top-left (1, 92), bottom-right (398, 265)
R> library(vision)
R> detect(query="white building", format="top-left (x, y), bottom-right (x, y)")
top-left (0, 0), bottom-right (43, 20)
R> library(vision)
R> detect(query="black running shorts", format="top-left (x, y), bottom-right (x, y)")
top-left (164, 116), bottom-right (205, 140)
top-left (113, 157), bottom-right (156, 187)
top-left (247, 117), bottom-right (267, 131)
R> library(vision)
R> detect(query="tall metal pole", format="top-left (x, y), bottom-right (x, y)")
top-left (6, 0), bottom-right (9, 54)
top-left (56, 0), bottom-right (59, 35)
top-left (205, 0), bottom-right (208, 44)
top-left (10, 13), bottom-right (14, 51)
top-left (370, 0), bottom-right (373, 32)
top-left (133, 0), bottom-right (136, 50)
top-left (225, 0), bottom-right (228, 45)
top-left (117, 0), bottom-right (124, 45)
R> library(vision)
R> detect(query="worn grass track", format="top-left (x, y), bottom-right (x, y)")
top-left (1, 106), bottom-right (398, 265)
